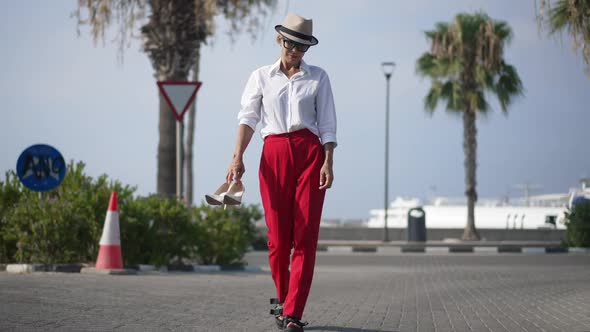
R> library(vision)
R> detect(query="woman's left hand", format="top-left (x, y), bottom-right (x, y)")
top-left (319, 162), bottom-right (333, 190)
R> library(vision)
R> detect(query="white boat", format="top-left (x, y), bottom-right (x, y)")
top-left (367, 180), bottom-right (590, 230)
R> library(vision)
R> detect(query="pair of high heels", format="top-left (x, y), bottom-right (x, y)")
top-left (205, 181), bottom-right (245, 206)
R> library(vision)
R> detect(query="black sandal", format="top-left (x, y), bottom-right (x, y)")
top-left (283, 315), bottom-right (309, 332)
top-left (269, 298), bottom-right (284, 330)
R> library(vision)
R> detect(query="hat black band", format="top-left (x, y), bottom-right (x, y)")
top-left (277, 26), bottom-right (313, 42)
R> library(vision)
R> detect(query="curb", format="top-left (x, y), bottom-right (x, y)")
top-left (137, 264), bottom-right (157, 272)
top-left (221, 265), bottom-right (262, 272)
top-left (315, 245), bottom-right (578, 254)
top-left (569, 247), bottom-right (590, 254)
top-left (6, 264), bottom-right (85, 273)
top-left (1, 263), bottom-right (263, 274)
top-left (139, 264), bottom-right (262, 273)
top-left (189, 264), bottom-right (262, 272)
top-left (192, 265), bottom-right (220, 272)
top-left (80, 267), bottom-right (137, 275)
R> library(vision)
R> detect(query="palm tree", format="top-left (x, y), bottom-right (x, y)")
top-left (416, 12), bottom-right (524, 241)
top-left (74, 0), bottom-right (274, 199)
top-left (537, 0), bottom-right (590, 75)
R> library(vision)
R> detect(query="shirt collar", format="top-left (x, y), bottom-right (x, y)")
top-left (269, 58), bottom-right (309, 77)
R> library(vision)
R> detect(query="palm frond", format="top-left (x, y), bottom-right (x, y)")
top-left (442, 81), bottom-right (463, 111)
top-left (548, 0), bottom-right (574, 33)
top-left (425, 22), bottom-right (450, 40)
top-left (75, 0), bottom-right (276, 59)
top-left (416, 12), bottom-right (522, 115)
top-left (416, 53), bottom-right (437, 77)
top-left (416, 53), bottom-right (462, 78)
top-left (541, 0), bottom-right (590, 73)
top-left (465, 90), bottom-right (489, 113)
top-left (474, 64), bottom-right (494, 89)
top-left (74, 0), bottom-right (146, 52)
top-left (424, 81), bottom-right (443, 113)
top-left (494, 62), bottom-right (524, 112)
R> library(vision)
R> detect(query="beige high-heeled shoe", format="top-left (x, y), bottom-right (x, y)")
top-left (223, 181), bottom-right (245, 205)
top-left (205, 182), bottom-right (230, 206)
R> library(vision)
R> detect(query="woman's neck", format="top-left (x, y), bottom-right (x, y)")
top-left (281, 58), bottom-right (300, 71)
top-left (280, 58), bottom-right (301, 78)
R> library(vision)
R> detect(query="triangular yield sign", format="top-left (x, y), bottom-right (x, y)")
top-left (157, 81), bottom-right (202, 122)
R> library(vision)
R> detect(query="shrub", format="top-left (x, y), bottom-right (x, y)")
top-left (0, 160), bottom-right (263, 267)
top-left (193, 203), bottom-right (262, 266)
top-left (0, 161), bottom-right (134, 264)
top-left (250, 231), bottom-right (269, 251)
top-left (565, 200), bottom-right (590, 247)
top-left (0, 171), bottom-right (26, 263)
top-left (121, 194), bottom-right (197, 267)
top-left (52, 161), bottom-right (135, 263)
top-left (0, 161), bottom-right (134, 263)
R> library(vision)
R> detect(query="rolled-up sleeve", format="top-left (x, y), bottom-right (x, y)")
top-left (316, 71), bottom-right (337, 146)
top-left (237, 71), bottom-right (262, 130)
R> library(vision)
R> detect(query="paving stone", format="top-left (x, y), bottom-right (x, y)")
top-left (0, 253), bottom-right (589, 331)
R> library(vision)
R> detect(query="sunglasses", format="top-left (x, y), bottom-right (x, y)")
top-left (282, 38), bottom-right (310, 52)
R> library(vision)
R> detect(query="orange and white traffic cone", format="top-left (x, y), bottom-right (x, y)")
top-left (95, 192), bottom-right (123, 269)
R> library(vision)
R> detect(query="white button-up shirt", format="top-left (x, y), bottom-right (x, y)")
top-left (237, 59), bottom-right (337, 146)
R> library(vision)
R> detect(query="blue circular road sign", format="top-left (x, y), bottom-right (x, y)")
top-left (16, 144), bottom-right (66, 192)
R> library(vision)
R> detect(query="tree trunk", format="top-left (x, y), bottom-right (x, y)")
top-left (157, 73), bottom-right (185, 197)
top-left (462, 109), bottom-right (480, 241)
top-left (144, 0), bottom-right (199, 198)
top-left (185, 46), bottom-right (201, 206)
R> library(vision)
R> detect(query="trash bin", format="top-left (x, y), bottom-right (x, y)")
top-left (407, 207), bottom-right (426, 242)
top-left (545, 215), bottom-right (557, 227)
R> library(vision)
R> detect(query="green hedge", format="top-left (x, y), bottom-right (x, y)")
top-left (193, 204), bottom-right (262, 266)
top-left (0, 161), bottom-right (262, 266)
top-left (120, 194), bottom-right (196, 267)
top-left (565, 200), bottom-right (590, 248)
top-left (0, 171), bottom-right (23, 263)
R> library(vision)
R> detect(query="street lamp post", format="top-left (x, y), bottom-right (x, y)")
top-left (382, 61), bottom-right (395, 242)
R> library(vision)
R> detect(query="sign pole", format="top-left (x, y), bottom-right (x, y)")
top-left (157, 81), bottom-right (202, 201)
top-left (176, 121), bottom-right (184, 200)
top-left (176, 122), bottom-right (180, 199)
top-left (180, 122), bottom-right (184, 200)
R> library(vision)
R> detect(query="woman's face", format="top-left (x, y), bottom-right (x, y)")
top-left (278, 36), bottom-right (308, 65)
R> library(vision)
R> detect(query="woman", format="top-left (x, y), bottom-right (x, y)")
top-left (225, 13), bottom-right (337, 332)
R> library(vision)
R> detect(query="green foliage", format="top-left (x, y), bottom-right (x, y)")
top-left (0, 161), bottom-right (134, 264)
top-left (565, 200), bottom-right (590, 247)
top-left (192, 203), bottom-right (262, 266)
top-left (121, 195), bottom-right (196, 267)
top-left (250, 230), bottom-right (269, 251)
top-left (0, 171), bottom-right (25, 263)
top-left (416, 12), bottom-right (523, 114)
top-left (538, 0), bottom-right (590, 74)
top-left (0, 160), bottom-right (262, 266)
top-left (7, 195), bottom-right (90, 264)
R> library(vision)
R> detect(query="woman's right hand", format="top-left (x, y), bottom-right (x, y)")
top-left (226, 156), bottom-right (245, 183)
top-left (227, 124), bottom-right (254, 183)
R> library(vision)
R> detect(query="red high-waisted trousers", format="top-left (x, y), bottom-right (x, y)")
top-left (259, 128), bottom-right (326, 319)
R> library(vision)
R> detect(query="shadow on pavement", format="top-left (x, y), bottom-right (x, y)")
top-left (307, 327), bottom-right (398, 332)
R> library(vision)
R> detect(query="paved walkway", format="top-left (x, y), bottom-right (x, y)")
top-left (1, 253), bottom-right (589, 331)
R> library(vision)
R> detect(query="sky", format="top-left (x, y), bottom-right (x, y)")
top-left (1, 1), bottom-right (589, 220)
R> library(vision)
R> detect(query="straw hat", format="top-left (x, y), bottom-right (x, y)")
top-left (274, 13), bottom-right (319, 46)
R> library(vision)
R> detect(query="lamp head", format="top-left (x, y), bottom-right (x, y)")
top-left (381, 61), bottom-right (396, 78)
